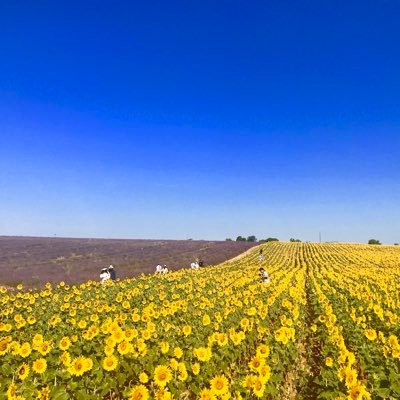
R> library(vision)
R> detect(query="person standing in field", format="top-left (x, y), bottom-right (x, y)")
top-left (259, 267), bottom-right (270, 283)
top-left (155, 264), bottom-right (163, 274)
top-left (259, 248), bottom-right (265, 262)
top-left (108, 265), bottom-right (116, 280)
top-left (100, 268), bottom-right (110, 284)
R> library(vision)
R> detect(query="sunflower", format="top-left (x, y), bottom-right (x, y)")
top-left (256, 344), bottom-right (270, 358)
top-left (19, 343), bottom-right (32, 358)
top-left (252, 377), bottom-right (265, 398)
top-left (17, 363), bottom-right (30, 381)
top-left (7, 383), bottom-right (17, 399)
top-left (177, 362), bottom-right (188, 381)
top-left (182, 325), bottom-right (192, 336)
top-left (129, 385), bottom-right (150, 400)
top-left (102, 355), bottom-right (118, 371)
top-left (344, 367), bottom-right (357, 389)
top-left (37, 386), bottom-right (51, 400)
top-left (139, 372), bottom-right (149, 383)
top-left (155, 387), bottom-right (173, 400)
top-left (173, 347), bottom-right (183, 359)
top-left (160, 342), bottom-right (170, 354)
top-left (198, 388), bottom-right (216, 400)
top-left (59, 337), bottom-right (71, 351)
top-left (194, 347), bottom-right (212, 362)
top-left (38, 341), bottom-right (52, 356)
top-left (248, 356), bottom-right (264, 372)
top-left (202, 315), bottom-right (211, 326)
top-left (154, 365), bottom-right (172, 387)
top-left (32, 358), bottom-right (47, 374)
top-left (364, 329), bottom-right (377, 341)
top-left (192, 363), bottom-right (200, 375)
top-left (347, 384), bottom-right (371, 400)
top-left (210, 375), bottom-right (229, 395)
top-left (325, 357), bottom-right (333, 367)
top-left (60, 351), bottom-right (71, 366)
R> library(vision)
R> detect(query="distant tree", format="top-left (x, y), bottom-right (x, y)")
top-left (225, 238), bottom-right (233, 241)
top-left (236, 236), bottom-right (246, 242)
top-left (290, 238), bottom-right (302, 242)
top-left (247, 235), bottom-right (257, 242)
top-left (264, 237), bottom-right (279, 242)
top-left (368, 239), bottom-right (381, 245)
top-left (395, 243), bottom-right (399, 246)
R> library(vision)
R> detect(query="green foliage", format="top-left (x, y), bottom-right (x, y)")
top-left (260, 237), bottom-right (279, 243)
top-left (246, 235), bottom-right (257, 242)
top-left (368, 239), bottom-right (381, 245)
top-left (236, 236), bottom-right (247, 242)
top-left (290, 238), bottom-right (302, 242)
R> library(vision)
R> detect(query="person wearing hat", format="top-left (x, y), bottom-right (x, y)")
top-left (108, 265), bottom-right (116, 280)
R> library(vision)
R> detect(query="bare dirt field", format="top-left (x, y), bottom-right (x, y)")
top-left (0, 236), bottom-right (257, 288)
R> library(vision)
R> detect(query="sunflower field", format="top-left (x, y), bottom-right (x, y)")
top-left (1, 242), bottom-right (400, 400)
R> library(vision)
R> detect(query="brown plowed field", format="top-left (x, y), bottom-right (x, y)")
top-left (0, 236), bottom-right (257, 288)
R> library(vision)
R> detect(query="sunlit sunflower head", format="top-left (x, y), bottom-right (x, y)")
top-left (248, 356), bottom-right (264, 371)
top-left (59, 337), bottom-right (71, 351)
top-left (198, 388), bottom-right (216, 400)
top-left (160, 341), bottom-right (170, 354)
top-left (182, 325), bottom-right (192, 336)
top-left (154, 365), bottom-right (172, 387)
top-left (252, 377), bottom-right (265, 398)
top-left (325, 357), bottom-right (333, 367)
top-left (210, 374), bottom-right (229, 395)
top-left (364, 329), bottom-right (377, 341)
top-left (139, 372), bottom-right (149, 383)
top-left (102, 355), bottom-right (118, 372)
top-left (347, 384), bottom-right (371, 400)
top-left (19, 342), bottom-right (32, 358)
top-left (173, 347), bottom-right (183, 359)
top-left (68, 356), bottom-right (86, 376)
top-left (37, 386), bottom-right (51, 400)
top-left (129, 384), bottom-right (150, 400)
top-left (17, 363), bottom-right (30, 381)
top-left (39, 341), bottom-right (52, 356)
top-left (32, 358), bottom-right (47, 374)
top-left (256, 344), bottom-right (270, 358)
top-left (192, 362), bottom-right (200, 375)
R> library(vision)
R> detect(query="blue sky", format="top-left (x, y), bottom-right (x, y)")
top-left (1, 1), bottom-right (399, 243)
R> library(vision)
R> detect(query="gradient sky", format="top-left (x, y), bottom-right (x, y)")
top-left (1, 1), bottom-right (399, 243)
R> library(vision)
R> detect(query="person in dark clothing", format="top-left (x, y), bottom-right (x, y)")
top-left (108, 265), bottom-right (116, 280)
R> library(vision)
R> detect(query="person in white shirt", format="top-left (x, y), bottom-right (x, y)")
top-left (155, 264), bottom-right (164, 274)
top-left (259, 267), bottom-right (270, 283)
top-left (100, 268), bottom-right (110, 284)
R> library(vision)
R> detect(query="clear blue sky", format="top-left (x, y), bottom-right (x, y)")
top-left (1, 1), bottom-right (399, 243)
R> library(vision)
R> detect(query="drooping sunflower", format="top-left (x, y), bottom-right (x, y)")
top-left (154, 365), bottom-right (172, 387)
